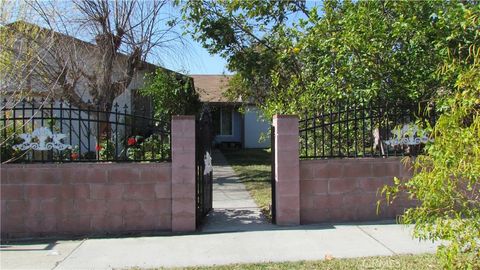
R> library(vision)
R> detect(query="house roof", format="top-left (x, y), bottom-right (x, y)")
top-left (3, 20), bottom-right (195, 99)
top-left (4, 20), bottom-right (173, 73)
top-left (5, 22), bottom-right (240, 104)
top-left (191, 75), bottom-right (240, 103)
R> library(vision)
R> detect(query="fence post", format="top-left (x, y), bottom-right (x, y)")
top-left (273, 115), bottom-right (300, 226)
top-left (171, 115), bottom-right (196, 232)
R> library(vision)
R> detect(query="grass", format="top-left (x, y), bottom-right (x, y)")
top-left (221, 148), bottom-right (272, 218)
top-left (132, 254), bottom-right (439, 270)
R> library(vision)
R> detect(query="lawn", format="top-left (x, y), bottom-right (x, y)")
top-left (221, 149), bottom-right (272, 218)
top-left (134, 254), bottom-right (439, 269)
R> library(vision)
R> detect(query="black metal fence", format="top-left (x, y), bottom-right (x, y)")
top-left (299, 101), bottom-right (436, 159)
top-left (1, 99), bottom-right (171, 163)
top-left (196, 107), bottom-right (213, 226)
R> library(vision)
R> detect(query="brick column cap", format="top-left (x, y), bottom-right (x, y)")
top-left (172, 115), bottom-right (195, 120)
top-left (273, 115), bottom-right (298, 119)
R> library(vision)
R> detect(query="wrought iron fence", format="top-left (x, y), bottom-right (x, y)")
top-left (195, 107), bottom-right (214, 226)
top-left (1, 99), bottom-right (171, 163)
top-left (299, 101), bottom-right (436, 159)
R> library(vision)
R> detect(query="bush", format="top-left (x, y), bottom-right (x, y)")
top-left (383, 4), bottom-right (480, 269)
top-left (126, 134), bottom-right (170, 161)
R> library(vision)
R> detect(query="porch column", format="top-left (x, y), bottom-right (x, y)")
top-left (171, 115), bottom-right (196, 232)
top-left (273, 115), bottom-right (300, 225)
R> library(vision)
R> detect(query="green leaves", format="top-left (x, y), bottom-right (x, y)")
top-left (140, 69), bottom-right (200, 120)
top-left (384, 3), bottom-right (480, 268)
top-left (182, 0), bottom-right (470, 119)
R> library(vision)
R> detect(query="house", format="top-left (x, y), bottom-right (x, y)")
top-left (1, 21), bottom-right (191, 158)
top-left (191, 75), bottom-right (271, 149)
top-left (0, 21), bottom-right (184, 119)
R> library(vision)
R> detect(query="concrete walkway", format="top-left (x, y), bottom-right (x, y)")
top-left (200, 150), bottom-right (274, 232)
top-left (0, 223), bottom-right (442, 269)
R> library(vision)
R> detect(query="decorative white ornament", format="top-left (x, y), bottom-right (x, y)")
top-left (204, 151), bottom-right (213, 175)
top-left (13, 127), bottom-right (72, 151)
top-left (384, 123), bottom-right (433, 146)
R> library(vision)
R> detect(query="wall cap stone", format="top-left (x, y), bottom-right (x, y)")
top-left (1, 162), bottom-right (171, 169)
top-left (273, 115), bottom-right (299, 119)
top-left (300, 157), bottom-right (403, 164)
top-left (172, 115), bottom-right (195, 120)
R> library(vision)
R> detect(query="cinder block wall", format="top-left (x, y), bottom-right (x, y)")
top-left (1, 115), bottom-right (197, 239)
top-left (1, 163), bottom-right (172, 239)
top-left (299, 158), bottom-right (415, 224)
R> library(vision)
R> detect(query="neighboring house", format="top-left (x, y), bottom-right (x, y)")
top-left (1, 21), bottom-right (189, 154)
top-left (1, 21), bottom-right (172, 120)
top-left (191, 75), bottom-right (271, 149)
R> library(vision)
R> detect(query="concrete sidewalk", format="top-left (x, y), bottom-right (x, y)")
top-left (0, 223), bottom-right (441, 270)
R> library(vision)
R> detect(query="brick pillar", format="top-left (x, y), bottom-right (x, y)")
top-left (273, 115), bottom-right (300, 225)
top-left (171, 116), bottom-right (196, 232)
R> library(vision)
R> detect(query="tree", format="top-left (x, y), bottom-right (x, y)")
top-left (180, 0), bottom-right (305, 118)
top-left (0, 1), bottom-right (56, 101)
top-left (8, 0), bottom-right (185, 119)
top-left (140, 68), bottom-right (200, 120)
top-left (181, 0), bottom-right (471, 119)
top-left (1, 0), bottom-right (187, 162)
top-left (0, 1), bottom-right (60, 160)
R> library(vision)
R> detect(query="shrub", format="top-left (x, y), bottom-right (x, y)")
top-left (383, 4), bottom-right (480, 268)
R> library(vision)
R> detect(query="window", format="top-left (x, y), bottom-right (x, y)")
top-left (213, 107), bottom-right (233, 136)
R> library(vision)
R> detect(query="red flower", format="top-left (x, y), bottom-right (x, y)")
top-left (95, 144), bottom-right (103, 151)
top-left (71, 153), bottom-right (79, 160)
top-left (127, 137), bottom-right (136, 146)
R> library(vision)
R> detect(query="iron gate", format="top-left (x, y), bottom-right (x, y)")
top-left (195, 107), bottom-right (214, 226)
